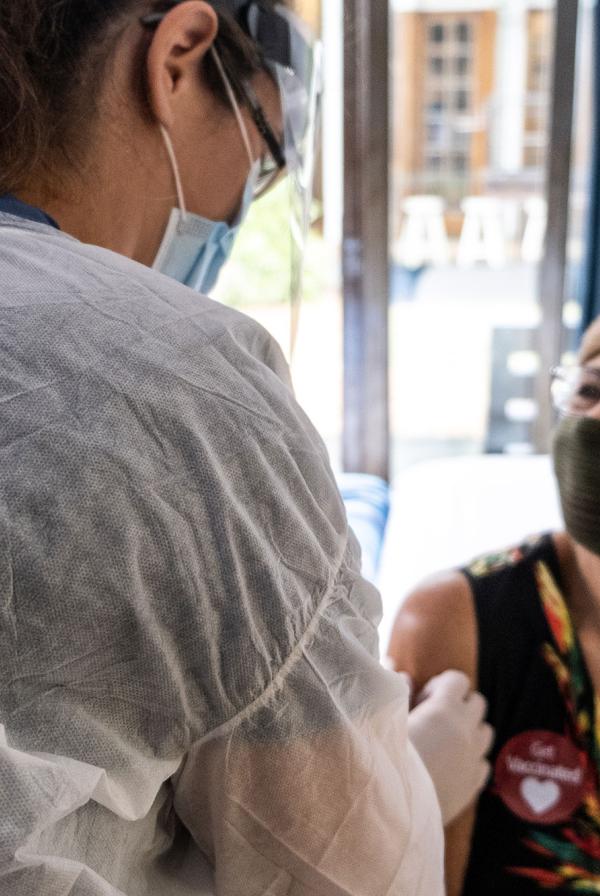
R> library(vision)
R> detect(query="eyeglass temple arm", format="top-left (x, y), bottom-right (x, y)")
top-left (140, 7), bottom-right (287, 172)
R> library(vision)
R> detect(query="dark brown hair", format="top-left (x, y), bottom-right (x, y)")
top-left (0, 1), bottom-right (276, 193)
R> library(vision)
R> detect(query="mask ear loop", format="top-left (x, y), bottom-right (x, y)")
top-left (159, 48), bottom-right (254, 221)
top-left (210, 46), bottom-right (255, 170)
top-left (160, 124), bottom-right (188, 221)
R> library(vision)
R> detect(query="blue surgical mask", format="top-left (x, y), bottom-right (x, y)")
top-left (152, 159), bottom-right (260, 294)
top-left (153, 48), bottom-right (259, 295)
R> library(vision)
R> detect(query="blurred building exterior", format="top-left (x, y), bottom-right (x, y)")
top-left (392, 0), bottom-right (561, 237)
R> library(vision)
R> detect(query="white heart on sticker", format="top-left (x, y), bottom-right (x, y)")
top-left (521, 777), bottom-right (561, 815)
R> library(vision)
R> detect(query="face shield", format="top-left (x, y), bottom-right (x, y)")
top-left (228, 1), bottom-right (324, 353)
top-left (143, 1), bottom-right (323, 349)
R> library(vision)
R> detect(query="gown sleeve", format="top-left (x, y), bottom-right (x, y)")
top-left (173, 543), bottom-right (444, 896)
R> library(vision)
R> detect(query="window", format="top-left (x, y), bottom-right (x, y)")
top-left (455, 90), bottom-right (469, 112)
top-left (421, 14), bottom-right (477, 191)
top-left (391, 2), bottom-right (561, 474)
top-left (456, 22), bottom-right (472, 43)
top-left (452, 153), bottom-right (468, 173)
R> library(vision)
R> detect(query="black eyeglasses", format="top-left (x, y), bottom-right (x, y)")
top-left (140, 7), bottom-right (287, 198)
top-left (551, 365), bottom-right (600, 417)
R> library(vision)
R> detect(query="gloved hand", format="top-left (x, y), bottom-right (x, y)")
top-left (407, 670), bottom-right (494, 827)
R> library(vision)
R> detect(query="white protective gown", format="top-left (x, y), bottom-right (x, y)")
top-left (0, 213), bottom-right (443, 896)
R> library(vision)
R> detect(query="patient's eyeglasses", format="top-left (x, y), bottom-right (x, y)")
top-left (551, 365), bottom-right (600, 416)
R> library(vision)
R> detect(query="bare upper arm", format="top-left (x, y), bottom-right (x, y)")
top-left (386, 570), bottom-right (478, 696)
top-left (445, 806), bottom-right (478, 896)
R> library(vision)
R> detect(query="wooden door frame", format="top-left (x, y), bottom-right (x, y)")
top-left (534, 0), bottom-right (579, 451)
top-left (342, 0), bottom-right (391, 480)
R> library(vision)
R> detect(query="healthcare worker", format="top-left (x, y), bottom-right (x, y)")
top-left (0, 2), bottom-right (491, 894)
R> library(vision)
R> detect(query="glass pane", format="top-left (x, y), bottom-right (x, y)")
top-left (391, 2), bottom-right (557, 474)
top-left (213, 0), bottom-right (344, 468)
top-left (456, 21), bottom-right (472, 43)
top-left (455, 90), bottom-right (470, 111)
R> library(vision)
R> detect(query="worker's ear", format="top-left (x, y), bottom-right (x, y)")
top-left (146, 0), bottom-right (219, 129)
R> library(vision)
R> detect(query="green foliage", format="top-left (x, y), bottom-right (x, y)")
top-left (213, 179), bottom-right (330, 308)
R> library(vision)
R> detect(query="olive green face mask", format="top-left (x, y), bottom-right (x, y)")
top-left (552, 415), bottom-right (600, 556)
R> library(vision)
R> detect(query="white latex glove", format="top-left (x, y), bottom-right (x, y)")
top-left (407, 670), bottom-right (494, 826)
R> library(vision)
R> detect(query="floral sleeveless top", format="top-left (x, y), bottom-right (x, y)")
top-left (462, 534), bottom-right (600, 893)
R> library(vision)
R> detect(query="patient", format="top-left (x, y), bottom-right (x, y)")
top-left (388, 316), bottom-right (600, 895)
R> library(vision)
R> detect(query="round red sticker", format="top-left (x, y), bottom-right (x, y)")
top-left (494, 730), bottom-right (591, 825)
